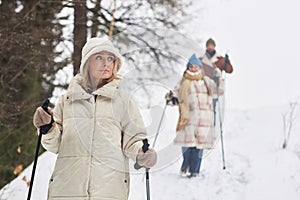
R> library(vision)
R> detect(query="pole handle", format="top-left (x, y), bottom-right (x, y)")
top-left (40, 99), bottom-right (54, 135)
top-left (141, 139), bottom-right (149, 153)
top-left (41, 99), bottom-right (50, 113)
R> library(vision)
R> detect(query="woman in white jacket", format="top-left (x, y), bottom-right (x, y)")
top-left (167, 54), bottom-right (223, 177)
top-left (33, 37), bottom-right (157, 200)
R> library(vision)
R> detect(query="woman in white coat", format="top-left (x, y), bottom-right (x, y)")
top-left (167, 54), bottom-right (222, 177)
top-left (33, 37), bottom-right (157, 200)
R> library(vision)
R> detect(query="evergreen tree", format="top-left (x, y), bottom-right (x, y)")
top-left (0, 0), bottom-right (66, 187)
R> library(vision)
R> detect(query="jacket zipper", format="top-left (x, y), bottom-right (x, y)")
top-left (87, 95), bottom-right (97, 197)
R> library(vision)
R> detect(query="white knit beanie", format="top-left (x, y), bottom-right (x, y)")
top-left (79, 37), bottom-right (122, 74)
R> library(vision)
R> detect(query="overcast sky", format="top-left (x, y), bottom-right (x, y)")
top-left (186, 0), bottom-right (300, 109)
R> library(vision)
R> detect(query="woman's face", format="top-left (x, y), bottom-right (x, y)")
top-left (89, 51), bottom-right (116, 82)
top-left (188, 64), bottom-right (200, 72)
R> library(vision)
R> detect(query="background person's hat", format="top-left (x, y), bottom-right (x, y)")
top-left (186, 54), bottom-right (203, 68)
top-left (206, 38), bottom-right (216, 47)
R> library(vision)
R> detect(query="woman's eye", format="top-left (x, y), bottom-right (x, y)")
top-left (96, 56), bottom-right (103, 60)
top-left (107, 56), bottom-right (115, 62)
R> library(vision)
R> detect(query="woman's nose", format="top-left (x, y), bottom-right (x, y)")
top-left (102, 59), bottom-right (107, 66)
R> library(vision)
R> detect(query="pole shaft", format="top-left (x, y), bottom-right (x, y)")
top-left (217, 96), bottom-right (226, 170)
top-left (27, 99), bottom-right (50, 199)
top-left (146, 169), bottom-right (150, 200)
top-left (142, 101), bottom-right (168, 200)
top-left (152, 103), bottom-right (167, 148)
top-left (27, 132), bottom-right (42, 200)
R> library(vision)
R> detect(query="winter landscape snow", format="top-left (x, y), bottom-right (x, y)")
top-left (1, 104), bottom-right (300, 200)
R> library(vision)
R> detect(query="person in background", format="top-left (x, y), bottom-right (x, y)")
top-left (33, 37), bottom-right (157, 200)
top-left (166, 54), bottom-right (223, 177)
top-left (200, 38), bottom-right (225, 126)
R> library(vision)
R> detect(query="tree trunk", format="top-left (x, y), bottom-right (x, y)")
top-left (73, 0), bottom-right (87, 75)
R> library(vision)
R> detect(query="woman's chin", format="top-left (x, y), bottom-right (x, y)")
top-left (99, 75), bottom-right (112, 79)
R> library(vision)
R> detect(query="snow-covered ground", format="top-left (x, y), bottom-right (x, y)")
top-left (1, 104), bottom-right (300, 200)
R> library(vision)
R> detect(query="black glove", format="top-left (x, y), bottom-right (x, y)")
top-left (165, 91), bottom-right (179, 105)
top-left (225, 54), bottom-right (230, 63)
top-left (170, 97), bottom-right (179, 105)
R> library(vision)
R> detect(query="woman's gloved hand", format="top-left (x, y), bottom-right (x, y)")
top-left (165, 90), bottom-right (179, 105)
top-left (33, 107), bottom-right (53, 129)
top-left (137, 148), bottom-right (157, 168)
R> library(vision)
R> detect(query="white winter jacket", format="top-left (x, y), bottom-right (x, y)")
top-left (42, 74), bottom-right (147, 200)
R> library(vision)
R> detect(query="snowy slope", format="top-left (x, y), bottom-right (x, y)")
top-left (129, 105), bottom-right (300, 200)
top-left (1, 105), bottom-right (300, 200)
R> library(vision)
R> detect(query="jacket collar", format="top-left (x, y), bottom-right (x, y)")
top-left (66, 74), bottom-right (120, 102)
top-left (202, 51), bottom-right (221, 65)
top-left (92, 79), bottom-right (120, 98)
top-left (206, 50), bottom-right (216, 58)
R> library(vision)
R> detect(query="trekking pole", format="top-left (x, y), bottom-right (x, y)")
top-left (134, 139), bottom-right (151, 200)
top-left (27, 99), bottom-right (53, 200)
top-left (134, 99), bottom-right (169, 200)
top-left (153, 100), bottom-right (168, 147)
top-left (152, 90), bottom-right (178, 147)
top-left (218, 97), bottom-right (226, 170)
top-left (216, 83), bottom-right (226, 170)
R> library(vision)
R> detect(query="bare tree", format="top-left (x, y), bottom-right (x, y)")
top-left (58, 0), bottom-right (199, 107)
top-left (84, 0), bottom-right (200, 107)
top-left (73, 0), bottom-right (87, 75)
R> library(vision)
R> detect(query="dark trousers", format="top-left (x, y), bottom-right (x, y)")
top-left (181, 147), bottom-right (203, 174)
top-left (196, 148), bottom-right (204, 173)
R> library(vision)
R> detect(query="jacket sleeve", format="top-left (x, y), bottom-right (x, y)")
top-left (121, 95), bottom-right (147, 161)
top-left (41, 96), bottom-right (64, 154)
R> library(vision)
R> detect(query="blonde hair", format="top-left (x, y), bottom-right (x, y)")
top-left (81, 57), bottom-right (121, 92)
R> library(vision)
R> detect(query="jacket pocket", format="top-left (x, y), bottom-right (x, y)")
top-left (48, 156), bottom-right (90, 198)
